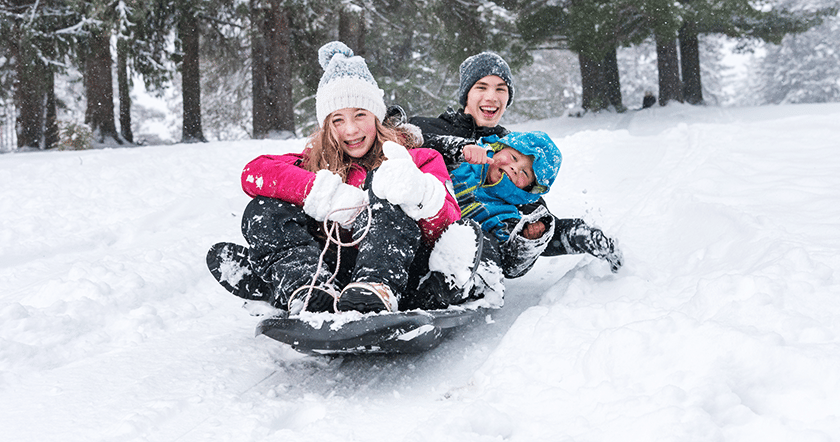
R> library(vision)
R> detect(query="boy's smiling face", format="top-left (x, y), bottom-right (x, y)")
top-left (464, 75), bottom-right (509, 128)
top-left (487, 146), bottom-right (535, 189)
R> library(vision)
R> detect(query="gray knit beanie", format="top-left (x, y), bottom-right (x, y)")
top-left (316, 41), bottom-right (386, 127)
top-left (457, 51), bottom-right (515, 108)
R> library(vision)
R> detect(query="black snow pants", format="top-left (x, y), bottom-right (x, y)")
top-left (241, 173), bottom-right (423, 309)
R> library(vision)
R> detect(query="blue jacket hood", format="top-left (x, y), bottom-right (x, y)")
top-left (480, 131), bottom-right (562, 195)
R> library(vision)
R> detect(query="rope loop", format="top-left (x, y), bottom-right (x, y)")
top-left (297, 202), bottom-right (373, 306)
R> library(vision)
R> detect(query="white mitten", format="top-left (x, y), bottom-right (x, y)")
top-left (373, 141), bottom-right (445, 220)
top-left (303, 170), bottom-right (369, 227)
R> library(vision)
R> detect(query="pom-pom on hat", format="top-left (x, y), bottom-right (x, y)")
top-left (458, 51), bottom-right (515, 108)
top-left (316, 41), bottom-right (386, 127)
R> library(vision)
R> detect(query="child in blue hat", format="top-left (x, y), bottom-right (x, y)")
top-left (402, 130), bottom-right (622, 310)
top-left (450, 131), bottom-right (562, 243)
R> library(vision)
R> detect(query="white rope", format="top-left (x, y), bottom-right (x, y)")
top-left (296, 203), bottom-right (373, 312)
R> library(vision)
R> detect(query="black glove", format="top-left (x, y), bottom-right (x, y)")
top-left (570, 225), bottom-right (623, 273)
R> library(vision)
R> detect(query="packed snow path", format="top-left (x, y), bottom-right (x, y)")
top-left (2, 103), bottom-right (840, 441)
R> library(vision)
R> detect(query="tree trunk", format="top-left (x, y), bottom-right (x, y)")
top-left (339, 5), bottom-right (365, 56)
top-left (579, 52), bottom-right (608, 112)
top-left (44, 69), bottom-right (59, 149)
top-left (84, 27), bottom-right (122, 144)
top-left (603, 48), bottom-right (625, 112)
top-left (267, 0), bottom-right (295, 136)
top-left (253, 1), bottom-right (295, 138)
top-left (117, 38), bottom-right (134, 143)
top-left (10, 0), bottom-right (43, 149)
top-left (656, 35), bottom-right (684, 106)
top-left (179, 12), bottom-right (206, 143)
top-left (14, 42), bottom-right (46, 149)
top-left (251, 6), bottom-right (268, 138)
top-left (679, 22), bottom-right (704, 105)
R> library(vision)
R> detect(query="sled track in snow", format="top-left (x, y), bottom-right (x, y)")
top-left (263, 264), bottom-right (574, 397)
top-left (164, 262), bottom-right (579, 441)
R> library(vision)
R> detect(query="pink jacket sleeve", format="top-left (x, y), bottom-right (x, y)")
top-left (408, 148), bottom-right (461, 243)
top-left (240, 149), bottom-right (458, 244)
top-left (241, 153), bottom-right (314, 206)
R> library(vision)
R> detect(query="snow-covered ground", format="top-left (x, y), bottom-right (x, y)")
top-left (2, 102), bottom-right (839, 441)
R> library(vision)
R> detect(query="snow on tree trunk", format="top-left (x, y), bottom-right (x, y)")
top-left (339, 4), bottom-right (365, 57)
top-left (44, 70), bottom-right (58, 149)
top-left (579, 52), bottom-right (608, 112)
top-left (579, 49), bottom-right (624, 112)
top-left (603, 49), bottom-right (624, 111)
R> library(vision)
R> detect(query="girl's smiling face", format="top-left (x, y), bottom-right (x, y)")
top-left (486, 146), bottom-right (535, 189)
top-left (330, 108), bottom-right (377, 158)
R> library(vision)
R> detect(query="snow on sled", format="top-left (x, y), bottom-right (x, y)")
top-left (256, 307), bottom-right (486, 355)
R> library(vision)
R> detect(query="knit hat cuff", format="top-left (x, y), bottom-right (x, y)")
top-left (458, 52), bottom-right (515, 108)
top-left (316, 77), bottom-right (387, 126)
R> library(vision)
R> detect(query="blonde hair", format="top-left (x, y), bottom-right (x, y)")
top-left (302, 114), bottom-right (401, 180)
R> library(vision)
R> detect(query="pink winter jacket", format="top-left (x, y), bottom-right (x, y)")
top-left (241, 148), bottom-right (461, 244)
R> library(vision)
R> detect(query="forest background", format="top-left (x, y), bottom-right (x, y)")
top-left (1, 0), bottom-right (839, 151)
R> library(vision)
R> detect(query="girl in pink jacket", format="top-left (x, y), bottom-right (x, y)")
top-left (207, 41), bottom-right (459, 314)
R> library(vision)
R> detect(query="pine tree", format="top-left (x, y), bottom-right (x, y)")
top-left (2, 0), bottom-right (78, 149)
top-left (251, 0), bottom-right (295, 138)
top-left (364, 0), bottom-right (528, 118)
top-left (752, 11), bottom-right (840, 104)
top-left (517, 0), bottom-right (649, 112)
top-left (677, 0), bottom-right (829, 105)
top-left (132, 0), bottom-right (245, 143)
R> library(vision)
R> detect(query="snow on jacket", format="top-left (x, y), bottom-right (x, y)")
top-left (240, 148), bottom-right (460, 244)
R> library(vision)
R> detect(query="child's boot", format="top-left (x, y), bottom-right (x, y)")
top-left (287, 283), bottom-right (340, 314)
top-left (336, 282), bottom-right (398, 313)
top-left (206, 242), bottom-right (272, 301)
top-left (569, 224), bottom-right (623, 273)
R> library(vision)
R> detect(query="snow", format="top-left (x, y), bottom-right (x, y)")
top-left (2, 102), bottom-right (840, 441)
top-left (428, 222), bottom-right (478, 288)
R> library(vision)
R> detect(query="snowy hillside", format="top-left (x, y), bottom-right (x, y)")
top-left (2, 103), bottom-right (839, 441)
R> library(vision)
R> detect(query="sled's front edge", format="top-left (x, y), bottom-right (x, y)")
top-left (255, 308), bottom-right (485, 355)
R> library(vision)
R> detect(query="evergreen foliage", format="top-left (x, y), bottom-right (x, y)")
top-left (0, 0), bottom-right (837, 148)
top-left (1, 0), bottom-right (80, 148)
top-left (750, 10), bottom-right (840, 104)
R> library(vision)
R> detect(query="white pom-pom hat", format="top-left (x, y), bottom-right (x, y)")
top-left (316, 41), bottom-right (386, 127)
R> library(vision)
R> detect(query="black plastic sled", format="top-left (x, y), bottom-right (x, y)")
top-left (256, 307), bottom-right (486, 355)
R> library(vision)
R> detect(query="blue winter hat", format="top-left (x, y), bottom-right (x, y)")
top-left (482, 131), bottom-right (562, 194)
top-left (316, 41), bottom-right (386, 126)
top-left (458, 51), bottom-right (515, 108)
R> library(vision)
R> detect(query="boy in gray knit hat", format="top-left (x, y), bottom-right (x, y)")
top-left (458, 51), bottom-right (515, 110)
top-left (455, 51), bottom-right (514, 129)
top-left (399, 50), bottom-right (622, 311)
